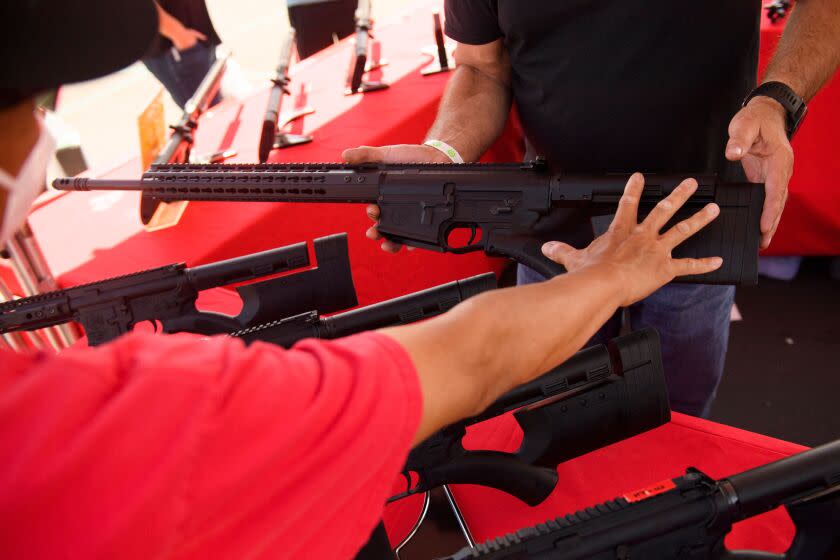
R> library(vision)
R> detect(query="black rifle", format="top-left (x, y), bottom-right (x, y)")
top-left (233, 272), bottom-right (496, 347)
top-left (56, 161), bottom-right (764, 284)
top-left (392, 328), bottom-right (670, 506)
top-left (346, 0), bottom-right (388, 94)
top-left (258, 27), bottom-right (312, 163)
top-left (421, 11), bottom-right (453, 76)
top-left (141, 53), bottom-right (231, 224)
top-left (442, 438), bottom-right (840, 560)
top-left (0, 234), bottom-right (356, 346)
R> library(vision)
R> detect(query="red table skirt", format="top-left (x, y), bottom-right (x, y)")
top-left (383, 412), bottom-right (807, 554)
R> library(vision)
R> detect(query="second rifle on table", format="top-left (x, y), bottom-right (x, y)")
top-left (391, 328), bottom-right (671, 506)
top-left (0, 234), bottom-right (356, 346)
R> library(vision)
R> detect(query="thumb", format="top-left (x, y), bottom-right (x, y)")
top-left (726, 109), bottom-right (761, 161)
top-left (343, 144), bottom-right (450, 164)
top-left (190, 29), bottom-right (208, 41)
top-left (541, 241), bottom-right (576, 266)
top-left (342, 146), bottom-right (386, 164)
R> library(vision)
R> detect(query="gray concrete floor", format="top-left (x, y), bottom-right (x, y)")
top-left (55, 0), bottom-right (412, 174)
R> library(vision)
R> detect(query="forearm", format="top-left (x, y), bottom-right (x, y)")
top-left (425, 64), bottom-right (512, 161)
top-left (384, 264), bottom-right (623, 444)
top-left (450, 265), bottom-right (624, 392)
top-left (764, 0), bottom-right (840, 100)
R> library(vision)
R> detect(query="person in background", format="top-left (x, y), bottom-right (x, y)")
top-left (143, 0), bottom-right (223, 108)
top-left (2, 1), bottom-right (723, 558)
top-left (347, 0), bottom-right (840, 419)
top-left (287, 0), bottom-right (357, 59)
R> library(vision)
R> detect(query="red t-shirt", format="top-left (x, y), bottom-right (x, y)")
top-left (0, 331), bottom-right (421, 559)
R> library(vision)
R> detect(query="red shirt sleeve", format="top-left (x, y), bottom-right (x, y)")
top-left (0, 331), bottom-right (421, 560)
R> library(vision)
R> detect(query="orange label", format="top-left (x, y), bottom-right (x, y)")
top-left (137, 88), bottom-right (167, 171)
top-left (622, 479), bottom-right (676, 503)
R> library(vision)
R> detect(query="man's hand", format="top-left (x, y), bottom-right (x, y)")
top-left (725, 96), bottom-right (793, 249)
top-left (342, 144), bottom-right (450, 253)
top-left (169, 25), bottom-right (207, 51)
top-left (154, 2), bottom-right (207, 52)
top-left (541, 173), bottom-right (723, 307)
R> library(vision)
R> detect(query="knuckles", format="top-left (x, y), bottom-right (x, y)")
top-left (656, 198), bottom-right (674, 211)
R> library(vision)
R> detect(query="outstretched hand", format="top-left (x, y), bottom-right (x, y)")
top-left (541, 173), bottom-right (723, 307)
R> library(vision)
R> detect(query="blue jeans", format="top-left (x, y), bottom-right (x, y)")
top-left (143, 42), bottom-right (220, 109)
top-left (518, 265), bottom-right (735, 418)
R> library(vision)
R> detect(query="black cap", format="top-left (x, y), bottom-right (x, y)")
top-left (0, 0), bottom-right (159, 107)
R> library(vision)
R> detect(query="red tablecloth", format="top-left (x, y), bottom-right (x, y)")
top-left (383, 412), bottom-right (807, 554)
top-left (2, 3), bottom-right (821, 555)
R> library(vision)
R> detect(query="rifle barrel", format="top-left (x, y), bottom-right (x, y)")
top-left (260, 28), bottom-right (297, 163)
top-left (54, 176), bottom-right (381, 203)
top-left (184, 52), bottom-right (229, 119)
top-left (728, 438), bottom-right (840, 519)
top-left (355, 0), bottom-right (372, 28)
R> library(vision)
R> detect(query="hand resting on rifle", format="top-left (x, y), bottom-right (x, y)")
top-left (343, 39), bottom-right (512, 252)
top-left (381, 172), bottom-right (723, 446)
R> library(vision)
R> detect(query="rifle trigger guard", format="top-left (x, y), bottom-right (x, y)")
top-left (467, 225), bottom-right (477, 246)
top-left (441, 223), bottom-right (483, 255)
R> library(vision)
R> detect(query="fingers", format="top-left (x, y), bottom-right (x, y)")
top-left (759, 151), bottom-right (793, 249)
top-left (661, 202), bottom-right (720, 249)
top-left (367, 222), bottom-right (405, 253)
top-left (365, 203), bottom-right (406, 252)
top-left (381, 240), bottom-right (404, 253)
top-left (726, 108), bottom-right (760, 161)
top-left (188, 29), bottom-right (208, 41)
top-left (541, 241), bottom-right (576, 267)
top-left (342, 144), bottom-right (450, 164)
top-left (365, 224), bottom-right (382, 240)
top-left (671, 256), bottom-right (724, 278)
top-left (611, 173), bottom-right (645, 230)
top-left (343, 146), bottom-right (387, 164)
top-left (642, 178), bottom-right (698, 233)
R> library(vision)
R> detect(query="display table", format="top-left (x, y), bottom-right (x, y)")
top-left (383, 412), bottom-right (808, 554)
top-left (3, 1), bottom-right (521, 305)
top-left (0, 2), bottom-right (824, 555)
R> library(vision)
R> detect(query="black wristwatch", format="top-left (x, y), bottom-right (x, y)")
top-left (743, 81), bottom-right (807, 139)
